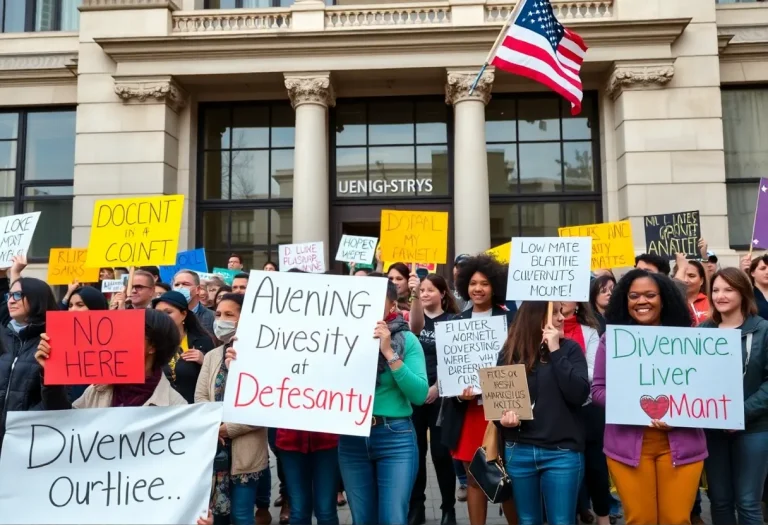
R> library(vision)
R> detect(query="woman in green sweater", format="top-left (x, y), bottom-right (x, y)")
top-left (339, 276), bottom-right (429, 525)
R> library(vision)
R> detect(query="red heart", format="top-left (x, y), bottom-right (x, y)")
top-left (639, 395), bottom-right (670, 420)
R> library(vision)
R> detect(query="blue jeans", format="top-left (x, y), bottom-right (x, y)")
top-left (504, 442), bottom-right (584, 525)
top-left (453, 458), bottom-right (467, 486)
top-left (705, 429), bottom-right (768, 525)
top-left (338, 418), bottom-right (418, 525)
top-left (232, 477), bottom-right (259, 525)
top-left (281, 448), bottom-right (340, 525)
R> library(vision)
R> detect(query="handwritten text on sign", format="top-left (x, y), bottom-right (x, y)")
top-left (644, 211), bottom-right (701, 260)
top-left (335, 235), bottom-right (377, 265)
top-left (507, 237), bottom-right (591, 302)
top-left (0, 212), bottom-right (41, 269)
top-left (279, 242), bottom-right (326, 273)
top-left (223, 271), bottom-right (387, 436)
top-left (605, 325), bottom-right (744, 430)
top-left (435, 316), bottom-right (508, 397)
top-left (379, 210), bottom-right (448, 265)
top-left (159, 248), bottom-right (208, 284)
top-left (44, 310), bottom-right (145, 385)
top-left (559, 221), bottom-right (634, 271)
top-left (0, 403), bottom-right (222, 525)
top-left (47, 249), bottom-right (100, 286)
top-left (478, 365), bottom-right (533, 421)
top-left (86, 195), bottom-right (184, 267)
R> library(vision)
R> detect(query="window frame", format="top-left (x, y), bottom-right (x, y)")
top-left (487, 91), bottom-right (603, 236)
top-left (0, 106), bottom-right (75, 262)
top-left (196, 101), bottom-right (295, 263)
top-left (0, 0), bottom-right (72, 33)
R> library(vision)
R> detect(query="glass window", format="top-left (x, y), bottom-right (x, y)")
top-left (206, 0), bottom-right (333, 7)
top-left (333, 98), bottom-right (449, 198)
top-left (490, 202), bottom-right (598, 247)
top-left (0, 109), bottom-right (75, 260)
top-left (2, 0), bottom-right (81, 33)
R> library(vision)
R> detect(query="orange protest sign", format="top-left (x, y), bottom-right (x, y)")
top-left (47, 248), bottom-right (100, 285)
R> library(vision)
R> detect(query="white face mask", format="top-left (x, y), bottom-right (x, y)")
top-left (214, 319), bottom-right (237, 343)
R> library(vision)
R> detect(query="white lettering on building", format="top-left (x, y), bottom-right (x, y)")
top-left (337, 179), bottom-right (433, 195)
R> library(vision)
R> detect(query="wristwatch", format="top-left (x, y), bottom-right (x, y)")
top-left (387, 353), bottom-right (401, 365)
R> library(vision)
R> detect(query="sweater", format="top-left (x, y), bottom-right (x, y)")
top-left (373, 331), bottom-right (429, 417)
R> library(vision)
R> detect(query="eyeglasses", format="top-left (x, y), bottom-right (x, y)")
top-left (132, 285), bottom-right (151, 292)
top-left (5, 291), bottom-right (23, 302)
top-left (628, 292), bottom-right (659, 301)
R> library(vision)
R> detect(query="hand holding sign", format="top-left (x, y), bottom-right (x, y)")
top-left (542, 324), bottom-right (560, 352)
top-left (374, 320), bottom-right (392, 356)
top-left (500, 410), bottom-right (520, 428)
top-left (35, 333), bottom-right (52, 370)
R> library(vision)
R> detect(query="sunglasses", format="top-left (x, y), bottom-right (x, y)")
top-left (5, 291), bottom-right (24, 302)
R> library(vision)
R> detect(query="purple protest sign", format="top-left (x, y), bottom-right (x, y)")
top-left (753, 178), bottom-right (768, 250)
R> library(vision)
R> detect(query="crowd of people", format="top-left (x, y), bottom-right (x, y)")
top-left (0, 243), bottom-right (767, 525)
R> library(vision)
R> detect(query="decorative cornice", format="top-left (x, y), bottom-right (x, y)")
top-left (0, 53), bottom-right (77, 84)
top-left (80, 0), bottom-right (178, 11)
top-left (606, 61), bottom-right (675, 100)
top-left (718, 25), bottom-right (768, 60)
top-left (445, 70), bottom-right (494, 105)
top-left (284, 74), bottom-right (335, 108)
top-left (113, 75), bottom-right (188, 112)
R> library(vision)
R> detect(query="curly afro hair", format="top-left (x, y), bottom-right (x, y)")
top-left (605, 268), bottom-right (692, 327)
top-left (455, 254), bottom-right (508, 306)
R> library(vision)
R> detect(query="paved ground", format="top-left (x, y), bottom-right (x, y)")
top-left (265, 451), bottom-right (713, 525)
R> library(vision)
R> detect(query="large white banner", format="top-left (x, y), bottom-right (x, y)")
top-left (0, 403), bottom-right (222, 525)
top-left (605, 325), bottom-right (745, 430)
top-left (223, 270), bottom-right (387, 436)
top-left (436, 315), bottom-right (508, 397)
top-left (0, 212), bottom-right (41, 269)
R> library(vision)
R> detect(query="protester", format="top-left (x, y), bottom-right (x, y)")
top-left (338, 279), bottom-right (428, 525)
top-left (197, 293), bottom-right (268, 525)
top-left (125, 269), bottom-right (156, 309)
top-left (215, 285), bottom-right (233, 305)
top-left (409, 274), bottom-right (460, 525)
top-left (140, 266), bottom-right (161, 283)
top-left (744, 254), bottom-right (768, 320)
top-left (99, 267), bottom-right (115, 281)
top-left (452, 254), bottom-right (472, 311)
top-left (173, 270), bottom-right (216, 332)
top-left (155, 281), bottom-right (171, 298)
top-left (64, 284), bottom-right (108, 311)
top-left (700, 268), bottom-right (768, 525)
top-left (497, 301), bottom-right (589, 525)
top-left (592, 269), bottom-right (706, 525)
top-left (153, 290), bottom-right (215, 403)
top-left (387, 262), bottom-right (420, 317)
top-left (0, 255), bottom-right (58, 451)
top-left (635, 253), bottom-right (688, 299)
top-left (232, 273), bottom-right (249, 295)
top-left (200, 279), bottom-right (213, 308)
top-left (263, 261), bottom-right (277, 271)
top-left (673, 255), bottom-right (710, 325)
top-left (588, 273), bottom-right (616, 335)
top-left (229, 254), bottom-right (245, 271)
top-left (206, 276), bottom-right (226, 305)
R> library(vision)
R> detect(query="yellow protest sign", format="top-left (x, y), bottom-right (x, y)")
top-left (47, 248), bottom-right (100, 285)
top-left (383, 262), bottom-right (438, 273)
top-left (379, 210), bottom-right (448, 265)
top-left (486, 242), bottom-right (512, 264)
top-left (558, 220), bottom-right (635, 270)
top-left (86, 195), bottom-right (184, 267)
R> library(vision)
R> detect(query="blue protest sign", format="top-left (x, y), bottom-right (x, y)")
top-left (159, 248), bottom-right (208, 284)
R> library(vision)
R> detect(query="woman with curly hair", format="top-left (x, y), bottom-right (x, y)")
top-left (440, 254), bottom-right (518, 525)
top-left (592, 270), bottom-right (707, 525)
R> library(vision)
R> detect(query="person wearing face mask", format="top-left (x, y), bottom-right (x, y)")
top-left (196, 293), bottom-right (268, 525)
top-left (173, 270), bottom-right (215, 333)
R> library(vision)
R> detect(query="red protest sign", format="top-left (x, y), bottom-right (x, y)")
top-left (44, 310), bottom-right (145, 385)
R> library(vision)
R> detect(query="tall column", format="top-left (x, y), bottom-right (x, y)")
top-left (445, 70), bottom-right (494, 255)
top-left (285, 73), bottom-right (335, 265)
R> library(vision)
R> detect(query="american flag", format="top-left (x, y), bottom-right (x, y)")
top-left (490, 0), bottom-right (587, 115)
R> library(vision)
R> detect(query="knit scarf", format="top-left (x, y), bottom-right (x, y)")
top-left (563, 316), bottom-right (586, 354)
top-left (377, 313), bottom-right (409, 382)
top-left (111, 368), bottom-right (162, 407)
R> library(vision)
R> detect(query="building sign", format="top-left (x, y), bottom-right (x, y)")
top-left (338, 178), bottom-right (433, 195)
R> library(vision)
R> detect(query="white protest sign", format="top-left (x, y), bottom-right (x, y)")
top-left (223, 270), bottom-right (387, 436)
top-left (279, 242), bottom-right (326, 273)
top-left (0, 403), bottom-right (223, 525)
top-left (435, 315), bottom-right (508, 397)
top-left (507, 236), bottom-right (592, 301)
top-left (335, 235), bottom-right (378, 265)
top-left (194, 271), bottom-right (216, 281)
top-left (101, 279), bottom-right (124, 293)
top-left (0, 212), bottom-right (41, 269)
top-left (605, 325), bottom-right (744, 430)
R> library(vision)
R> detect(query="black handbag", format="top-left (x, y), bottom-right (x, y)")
top-left (468, 422), bottom-right (512, 504)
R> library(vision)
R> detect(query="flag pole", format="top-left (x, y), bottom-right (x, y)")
top-left (468, 0), bottom-right (525, 96)
top-left (750, 180), bottom-right (763, 259)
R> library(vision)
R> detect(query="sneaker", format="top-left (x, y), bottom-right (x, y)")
top-left (255, 508), bottom-right (272, 525)
top-left (456, 484), bottom-right (468, 503)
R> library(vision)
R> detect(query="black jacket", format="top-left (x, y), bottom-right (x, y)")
top-left (0, 277), bottom-right (47, 451)
top-left (162, 330), bottom-right (215, 404)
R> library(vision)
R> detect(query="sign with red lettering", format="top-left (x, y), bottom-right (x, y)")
top-left (605, 325), bottom-right (744, 430)
top-left (44, 310), bottom-right (146, 385)
top-left (222, 271), bottom-right (388, 436)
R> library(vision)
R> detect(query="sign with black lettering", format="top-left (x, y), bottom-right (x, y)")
top-left (0, 403), bottom-right (222, 524)
top-left (643, 211), bottom-right (701, 260)
top-left (44, 310), bottom-right (145, 385)
top-left (0, 211), bottom-right (40, 269)
top-left (478, 365), bottom-right (533, 421)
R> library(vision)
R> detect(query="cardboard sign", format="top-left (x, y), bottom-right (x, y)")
top-left (0, 403), bottom-right (222, 525)
top-left (507, 237), bottom-right (591, 301)
top-left (213, 267), bottom-right (239, 285)
top-left (159, 248), bottom-right (208, 284)
top-left (335, 235), bottom-right (377, 265)
top-left (486, 242), bottom-right (512, 264)
top-left (478, 365), bottom-right (533, 421)
top-left (605, 325), bottom-right (744, 430)
top-left (222, 271), bottom-right (387, 436)
top-left (643, 211), bottom-right (701, 260)
top-left (279, 242), bottom-right (325, 273)
top-left (559, 220), bottom-right (635, 271)
top-left (47, 248), bottom-right (100, 285)
top-left (435, 315), bottom-right (508, 397)
top-left (86, 195), bottom-right (184, 267)
top-left (44, 310), bottom-right (145, 385)
top-left (0, 212), bottom-right (41, 269)
top-left (379, 210), bottom-right (448, 265)
top-left (101, 279), bottom-right (124, 293)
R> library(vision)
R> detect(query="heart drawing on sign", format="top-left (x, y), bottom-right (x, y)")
top-left (639, 395), bottom-right (670, 420)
